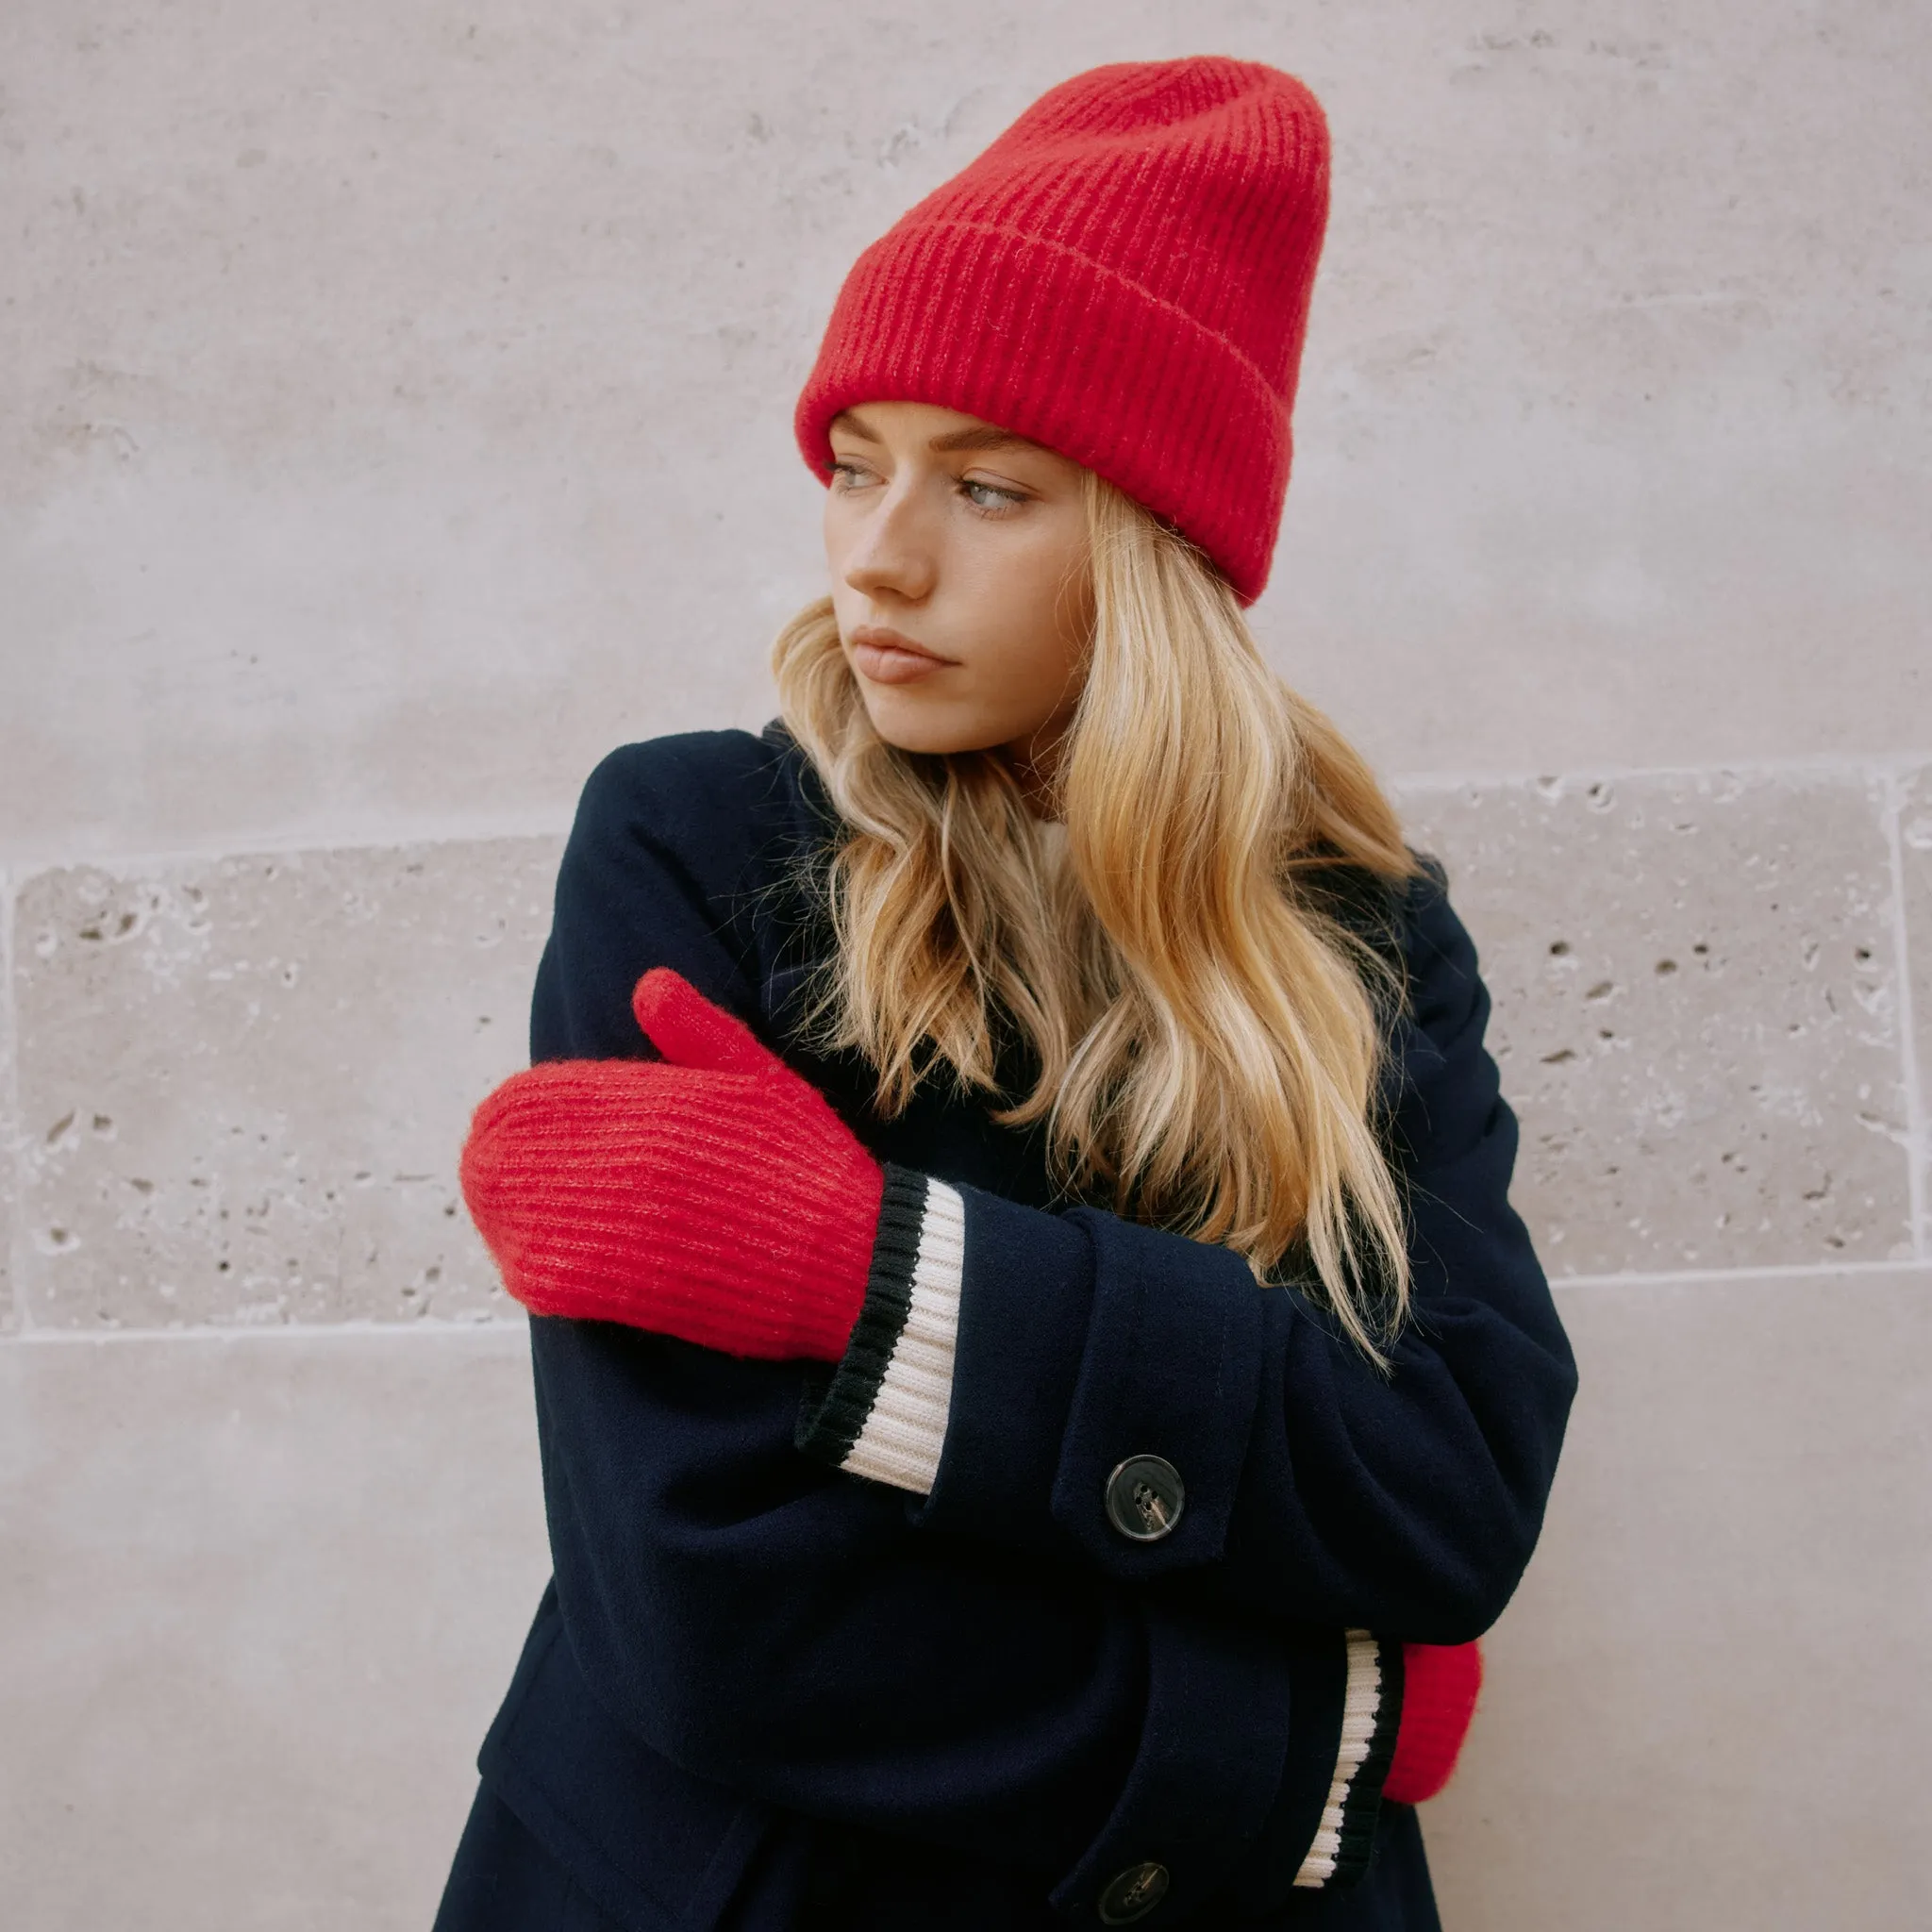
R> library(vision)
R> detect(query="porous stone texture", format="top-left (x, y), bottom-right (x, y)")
top-left (1398, 770), bottom-right (1912, 1275)
top-left (1900, 762), bottom-right (1932, 1255)
top-left (0, 1325), bottom-right (549, 1932)
top-left (1426, 1268), bottom-right (1932, 1932)
top-left (13, 839), bottom-right (561, 1328)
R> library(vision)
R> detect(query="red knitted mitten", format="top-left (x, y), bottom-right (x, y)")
top-left (1383, 1641), bottom-right (1483, 1805)
top-left (459, 969), bottom-right (885, 1359)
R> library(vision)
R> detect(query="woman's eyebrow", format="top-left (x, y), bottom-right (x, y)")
top-left (830, 408), bottom-right (1042, 452)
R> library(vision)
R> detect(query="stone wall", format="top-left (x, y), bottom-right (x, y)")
top-left (4, 4), bottom-right (1927, 1926)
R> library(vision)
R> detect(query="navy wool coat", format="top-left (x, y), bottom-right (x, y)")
top-left (435, 723), bottom-right (1577, 1932)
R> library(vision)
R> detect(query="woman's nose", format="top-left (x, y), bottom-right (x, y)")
top-left (842, 488), bottom-right (937, 603)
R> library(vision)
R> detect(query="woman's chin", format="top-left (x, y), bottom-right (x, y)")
top-left (861, 696), bottom-right (1006, 759)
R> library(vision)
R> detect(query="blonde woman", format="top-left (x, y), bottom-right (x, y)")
top-left (443, 57), bottom-right (1575, 1932)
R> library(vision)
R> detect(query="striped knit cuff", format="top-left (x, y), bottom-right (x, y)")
top-left (794, 1164), bottom-right (966, 1495)
top-left (1291, 1632), bottom-right (1405, 1890)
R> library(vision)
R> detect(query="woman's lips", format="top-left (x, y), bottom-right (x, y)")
top-left (850, 628), bottom-right (955, 685)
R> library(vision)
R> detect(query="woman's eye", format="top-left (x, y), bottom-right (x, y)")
top-left (960, 478), bottom-right (1024, 512)
top-left (829, 460), bottom-right (878, 490)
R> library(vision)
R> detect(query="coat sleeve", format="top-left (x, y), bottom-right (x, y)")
top-left (515, 739), bottom-right (1409, 1918)
top-left (801, 858), bottom-right (1579, 1644)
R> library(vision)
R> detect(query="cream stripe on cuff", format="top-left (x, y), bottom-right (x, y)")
top-left (841, 1179), bottom-right (966, 1495)
top-left (1293, 1629), bottom-right (1386, 1889)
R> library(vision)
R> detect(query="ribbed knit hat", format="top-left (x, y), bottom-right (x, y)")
top-left (794, 57), bottom-right (1332, 605)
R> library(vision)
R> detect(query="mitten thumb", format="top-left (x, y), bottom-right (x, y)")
top-left (632, 968), bottom-right (781, 1077)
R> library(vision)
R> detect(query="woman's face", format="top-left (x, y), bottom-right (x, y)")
top-left (823, 400), bottom-right (1093, 783)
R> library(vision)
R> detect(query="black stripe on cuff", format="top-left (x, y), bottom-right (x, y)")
top-left (794, 1163), bottom-right (930, 1468)
top-left (1330, 1637), bottom-right (1406, 1888)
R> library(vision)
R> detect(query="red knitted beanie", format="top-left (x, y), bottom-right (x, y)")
top-left (794, 57), bottom-right (1331, 605)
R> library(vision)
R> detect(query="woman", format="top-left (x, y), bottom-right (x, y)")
top-left (439, 56), bottom-right (1575, 1932)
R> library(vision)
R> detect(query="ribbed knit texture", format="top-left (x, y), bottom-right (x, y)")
top-left (795, 1168), bottom-right (967, 1494)
top-left (459, 969), bottom-right (885, 1361)
top-left (794, 57), bottom-right (1332, 604)
top-left (841, 1175), bottom-right (965, 1490)
top-left (1292, 1630), bottom-right (1399, 1888)
top-left (1382, 1641), bottom-right (1484, 1806)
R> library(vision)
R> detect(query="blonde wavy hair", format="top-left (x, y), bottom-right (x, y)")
top-left (771, 473), bottom-right (1424, 1359)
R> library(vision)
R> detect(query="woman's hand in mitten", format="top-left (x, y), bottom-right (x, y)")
top-left (459, 969), bottom-right (885, 1359)
top-left (1382, 1641), bottom-right (1483, 1805)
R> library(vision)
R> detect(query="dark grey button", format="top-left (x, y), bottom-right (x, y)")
top-left (1097, 1860), bottom-right (1171, 1924)
top-left (1105, 1455), bottom-right (1184, 1542)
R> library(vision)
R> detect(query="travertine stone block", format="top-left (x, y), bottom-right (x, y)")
top-left (1428, 1267), bottom-right (1932, 1932)
top-left (0, 1325), bottom-right (548, 1932)
top-left (1, 874), bottom-right (16, 1333)
top-left (1398, 771), bottom-right (1911, 1274)
top-left (6, 4), bottom-right (1930, 860)
top-left (4, 1275), bottom-right (1924, 1931)
top-left (1899, 762), bottom-right (1932, 1256)
top-left (15, 839), bottom-right (562, 1327)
